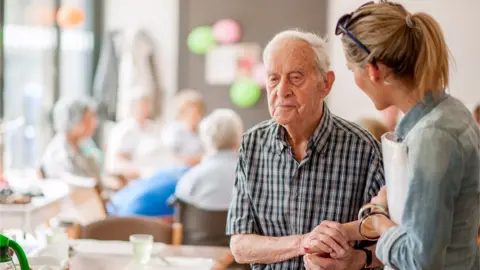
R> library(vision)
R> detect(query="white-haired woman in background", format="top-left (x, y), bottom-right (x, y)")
top-left (41, 96), bottom-right (101, 179)
top-left (174, 108), bottom-right (243, 211)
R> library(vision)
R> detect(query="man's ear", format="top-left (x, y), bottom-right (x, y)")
top-left (319, 71), bottom-right (335, 98)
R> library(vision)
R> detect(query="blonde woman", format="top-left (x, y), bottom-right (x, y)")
top-left (162, 89), bottom-right (206, 166)
top-left (305, 1), bottom-right (480, 269)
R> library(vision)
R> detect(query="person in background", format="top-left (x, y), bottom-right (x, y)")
top-left (175, 108), bottom-right (243, 211)
top-left (106, 165), bottom-right (189, 218)
top-left (162, 89), bottom-right (206, 166)
top-left (324, 1), bottom-right (480, 270)
top-left (41, 96), bottom-right (102, 179)
top-left (107, 88), bottom-right (160, 180)
top-left (473, 104), bottom-right (480, 126)
top-left (357, 118), bottom-right (389, 141)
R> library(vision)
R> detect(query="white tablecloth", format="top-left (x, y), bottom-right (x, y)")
top-left (0, 179), bottom-right (70, 232)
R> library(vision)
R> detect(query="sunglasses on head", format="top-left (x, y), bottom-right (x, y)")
top-left (335, 1), bottom-right (376, 65)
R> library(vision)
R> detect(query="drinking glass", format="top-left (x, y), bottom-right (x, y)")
top-left (130, 234), bottom-right (153, 264)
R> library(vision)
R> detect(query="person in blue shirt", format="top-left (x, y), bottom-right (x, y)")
top-left (107, 165), bottom-right (190, 217)
top-left (304, 1), bottom-right (480, 270)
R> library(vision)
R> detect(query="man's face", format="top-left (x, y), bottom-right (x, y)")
top-left (265, 39), bottom-right (329, 126)
top-left (134, 97), bottom-right (152, 120)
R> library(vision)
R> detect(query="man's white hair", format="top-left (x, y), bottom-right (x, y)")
top-left (263, 29), bottom-right (330, 75)
top-left (199, 109), bottom-right (244, 152)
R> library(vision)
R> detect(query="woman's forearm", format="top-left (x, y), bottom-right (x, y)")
top-left (372, 214), bottom-right (396, 235)
top-left (343, 216), bottom-right (396, 242)
top-left (230, 234), bottom-right (306, 264)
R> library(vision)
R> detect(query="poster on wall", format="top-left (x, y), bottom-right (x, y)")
top-left (205, 45), bottom-right (237, 85)
top-left (205, 42), bottom-right (262, 85)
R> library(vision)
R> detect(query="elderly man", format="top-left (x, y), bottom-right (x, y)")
top-left (226, 30), bottom-right (385, 269)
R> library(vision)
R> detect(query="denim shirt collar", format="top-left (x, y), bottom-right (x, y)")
top-left (395, 91), bottom-right (448, 139)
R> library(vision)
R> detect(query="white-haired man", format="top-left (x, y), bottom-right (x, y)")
top-left (226, 30), bottom-right (385, 269)
top-left (107, 88), bottom-right (159, 179)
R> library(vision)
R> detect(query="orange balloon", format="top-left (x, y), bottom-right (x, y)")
top-left (56, 6), bottom-right (84, 28)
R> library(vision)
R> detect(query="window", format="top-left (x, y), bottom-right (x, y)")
top-left (3, 0), bottom-right (57, 169)
top-left (1, 0), bottom-right (100, 170)
top-left (60, 0), bottom-right (95, 97)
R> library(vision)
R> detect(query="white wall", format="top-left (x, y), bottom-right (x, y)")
top-left (104, 0), bottom-right (179, 120)
top-left (327, 0), bottom-right (479, 121)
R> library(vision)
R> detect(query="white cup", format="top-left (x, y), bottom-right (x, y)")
top-left (130, 234), bottom-right (153, 264)
top-left (45, 228), bottom-right (69, 262)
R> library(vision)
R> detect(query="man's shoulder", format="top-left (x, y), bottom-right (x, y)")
top-left (330, 114), bottom-right (382, 156)
top-left (242, 119), bottom-right (277, 143)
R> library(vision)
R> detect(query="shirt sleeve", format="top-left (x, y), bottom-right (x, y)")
top-left (376, 128), bottom-right (464, 269)
top-left (363, 143), bottom-right (386, 204)
top-left (175, 170), bottom-right (198, 203)
top-left (109, 124), bottom-right (135, 156)
top-left (226, 140), bottom-right (257, 235)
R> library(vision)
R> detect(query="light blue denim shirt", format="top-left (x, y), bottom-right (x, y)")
top-left (376, 92), bottom-right (480, 270)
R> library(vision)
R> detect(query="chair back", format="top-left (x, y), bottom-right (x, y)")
top-left (80, 216), bottom-right (182, 245)
top-left (174, 199), bottom-right (229, 246)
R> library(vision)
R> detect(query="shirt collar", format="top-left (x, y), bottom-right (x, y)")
top-left (270, 103), bottom-right (333, 155)
top-left (395, 91), bottom-right (448, 139)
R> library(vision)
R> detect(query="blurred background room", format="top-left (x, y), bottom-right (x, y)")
top-left (0, 0), bottom-right (478, 269)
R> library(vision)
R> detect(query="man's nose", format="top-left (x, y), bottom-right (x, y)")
top-left (277, 78), bottom-right (291, 98)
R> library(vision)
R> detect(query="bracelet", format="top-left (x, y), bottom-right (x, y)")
top-left (357, 203), bottom-right (388, 221)
top-left (358, 211), bottom-right (390, 241)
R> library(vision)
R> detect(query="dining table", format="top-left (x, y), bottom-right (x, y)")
top-left (68, 242), bottom-right (234, 270)
top-left (0, 179), bottom-right (70, 233)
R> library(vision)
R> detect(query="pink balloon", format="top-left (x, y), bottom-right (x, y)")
top-left (252, 63), bottom-right (266, 88)
top-left (213, 19), bottom-right (241, 44)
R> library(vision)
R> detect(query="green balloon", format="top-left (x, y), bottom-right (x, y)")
top-left (187, 26), bottom-right (216, 55)
top-left (230, 78), bottom-right (262, 108)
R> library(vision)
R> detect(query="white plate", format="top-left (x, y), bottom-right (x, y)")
top-left (70, 239), bottom-right (166, 255)
top-left (12, 256), bottom-right (68, 270)
top-left (123, 256), bottom-right (215, 270)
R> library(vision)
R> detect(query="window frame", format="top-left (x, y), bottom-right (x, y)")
top-left (0, 0), bottom-right (104, 168)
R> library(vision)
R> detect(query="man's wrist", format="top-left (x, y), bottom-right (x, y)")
top-left (297, 234), bottom-right (308, 255)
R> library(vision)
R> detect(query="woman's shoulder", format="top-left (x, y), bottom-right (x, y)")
top-left (408, 96), bottom-right (480, 152)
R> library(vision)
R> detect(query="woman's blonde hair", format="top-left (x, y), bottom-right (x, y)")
top-left (174, 89), bottom-right (206, 119)
top-left (341, 0), bottom-right (450, 98)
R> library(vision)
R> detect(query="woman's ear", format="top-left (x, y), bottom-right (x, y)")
top-left (366, 63), bottom-right (380, 83)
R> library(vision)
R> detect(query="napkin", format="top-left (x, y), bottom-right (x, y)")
top-left (381, 132), bottom-right (409, 224)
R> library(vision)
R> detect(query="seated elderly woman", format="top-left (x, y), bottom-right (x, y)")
top-left (41, 97), bottom-right (102, 180)
top-left (174, 108), bottom-right (243, 211)
top-left (162, 89), bottom-right (206, 166)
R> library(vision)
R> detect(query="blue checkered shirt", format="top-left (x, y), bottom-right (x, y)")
top-left (226, 105), bottom-right (385, 269)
